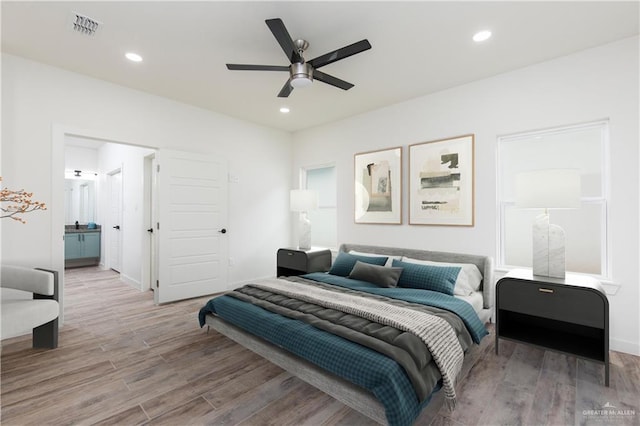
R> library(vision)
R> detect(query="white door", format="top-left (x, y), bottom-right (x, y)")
top-left (108, 169), bottom-right (123, 272)
top-left (154, 149), bottom-right (228, 304)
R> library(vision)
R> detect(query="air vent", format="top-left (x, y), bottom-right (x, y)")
top-left (70, 12), bottom-right (101, 36)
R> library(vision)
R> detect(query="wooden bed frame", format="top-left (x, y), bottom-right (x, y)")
top-left (204, 243), bottom-right (494, 424)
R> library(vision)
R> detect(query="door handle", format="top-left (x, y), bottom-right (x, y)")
top-left (147, 228), bottom-right (154, 233)
top-left (113, 225), bottom-right (120, 230)
top-left (218, 228), bottom-right (227, 234)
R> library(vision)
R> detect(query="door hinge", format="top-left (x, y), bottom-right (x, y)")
top-left (156, 280), bottom-right (159, 288)
top-left (157, 222), bottom-right (160, 230)
top-left (157, 164), bottom-right (160, 172)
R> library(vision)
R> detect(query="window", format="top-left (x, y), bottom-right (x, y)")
top-left (303, 165), bottom-right (337, 249)
top-left (498, 121), bottom-right (609, 278)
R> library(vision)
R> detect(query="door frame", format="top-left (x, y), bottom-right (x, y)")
top-left (51, 124), bottom-right (157, 325)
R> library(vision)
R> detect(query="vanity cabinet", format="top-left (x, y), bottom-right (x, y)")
top-left (65, 230), bottom-right (101, 267)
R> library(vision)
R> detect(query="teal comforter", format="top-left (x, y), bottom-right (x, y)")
top-left (198, 273), bottom-right (487, 426)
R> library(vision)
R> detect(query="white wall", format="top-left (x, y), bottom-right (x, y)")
top-left (65, 144), bottom-right (99, 173)
top-left (292, 36), bottom-right (640, 355)
top-left (1, 53), bottom-right (292, 334)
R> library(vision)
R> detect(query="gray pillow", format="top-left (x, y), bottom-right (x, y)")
top-left (349, 260), bottom-right (403, 288)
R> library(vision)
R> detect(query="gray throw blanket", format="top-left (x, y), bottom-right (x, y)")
top-left (251, 278), bottom-right (464, 407)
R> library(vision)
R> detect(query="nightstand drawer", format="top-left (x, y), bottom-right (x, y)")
top-left (277, 249), bottom-right (308, 271)
top-left (498, 278), bottom-right (604, 328)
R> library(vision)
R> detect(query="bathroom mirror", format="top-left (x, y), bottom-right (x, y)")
top-left (64, 178), bottom-right (96, 225)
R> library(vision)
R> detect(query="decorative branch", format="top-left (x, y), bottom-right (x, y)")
top-left (0, 177), bottom-right (47, 224)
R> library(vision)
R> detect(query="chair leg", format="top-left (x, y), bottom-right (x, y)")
top-left (32, 268), bottom-right (59, 349)
top-left (33, 318), bottom-right (58, 349)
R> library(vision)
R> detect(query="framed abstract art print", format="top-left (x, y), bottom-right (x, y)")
top-left (409, 134), bottom-right (474, 226)
top-left (354, 147), bottom-right (402, 224)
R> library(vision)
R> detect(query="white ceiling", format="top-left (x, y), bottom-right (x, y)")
top-left (2, 1), bottom-right (638, 132)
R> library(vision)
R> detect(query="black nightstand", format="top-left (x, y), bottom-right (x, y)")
top-left (496, 269), bottom-right (609, 386)
top-left (277, 247), bottom-right (332, 277)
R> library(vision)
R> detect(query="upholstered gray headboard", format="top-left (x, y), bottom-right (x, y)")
top-left (339, 243), bottom-right (494, 309)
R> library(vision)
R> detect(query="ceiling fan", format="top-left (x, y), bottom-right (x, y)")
top-left (226, 18), bottom-right (372, 98)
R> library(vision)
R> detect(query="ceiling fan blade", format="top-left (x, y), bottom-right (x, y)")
top-left (265, 18), bottom-right (302, 64)
top-left (313, 70), bottom-right (354, 91)
top-left (308, 39), bottom-right (371, 69)
top-left (277, 80), bottom-right (294, 98)
top-left (226, 64), bottom-right (289, 72)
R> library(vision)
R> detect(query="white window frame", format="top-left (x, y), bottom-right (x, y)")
top-left (496, 120), bottom-right (611, 280)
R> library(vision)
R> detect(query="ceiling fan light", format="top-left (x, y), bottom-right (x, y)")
top-left (291, 75), bottom-right (313, 88)
top-left (290, 62), bottom-right (313, 88)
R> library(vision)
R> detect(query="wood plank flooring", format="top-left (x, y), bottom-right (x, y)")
top-left (2, 267), bottom-right (638, 425)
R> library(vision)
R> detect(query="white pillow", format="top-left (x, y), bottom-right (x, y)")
top-left (349, 250), bottom-right (401, 268)
top-left (400, 256), bottom-right (483, 296)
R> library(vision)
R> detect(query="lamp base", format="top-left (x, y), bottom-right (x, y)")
top-left (532, 213), bottom-right (566, 279)
top-left (298, 212), bottom-right (311, 250)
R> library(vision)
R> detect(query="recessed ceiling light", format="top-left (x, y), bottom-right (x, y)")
top-left (473, 30), bottom-right (492, 43)
top-left (125, 52), bottom-right (143, 62)
top-left (279, 107), bottom-right (290, 113)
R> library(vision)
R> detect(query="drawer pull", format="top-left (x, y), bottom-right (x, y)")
top-left (539, 288), bottom-right (554, 294)
top-left (287, 252), bottom-right (294, 256)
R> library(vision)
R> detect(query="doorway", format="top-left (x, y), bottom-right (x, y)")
top-left (62, 135), bottom-right (157, 296)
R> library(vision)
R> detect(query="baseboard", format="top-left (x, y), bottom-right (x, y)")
top-left (610, 337), bottom-right (640, 356)
top-left (1, 329), bottom-right (30, 341)
top-left (120, 273), bottom-right (142, 291)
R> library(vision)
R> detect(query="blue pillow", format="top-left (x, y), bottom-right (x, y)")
top-left (328, 252), bottom-right (388, 277)
top-left (391, 259), bottom-right (460, 295)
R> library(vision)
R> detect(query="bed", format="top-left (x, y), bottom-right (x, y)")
top-left (199, 243), bottom-right (494, 426)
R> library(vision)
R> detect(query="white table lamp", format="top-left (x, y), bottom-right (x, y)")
top-left (290, 189), bottom-right (319, 250)
top-left (516, 169), bottom-right (580, 278)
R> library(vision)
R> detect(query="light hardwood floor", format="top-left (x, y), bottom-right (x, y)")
top-left (1, 267), bottom-right (638, 425)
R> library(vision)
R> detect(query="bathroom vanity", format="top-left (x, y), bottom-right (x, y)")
top-left (64, 225), bottom-right (101, 268)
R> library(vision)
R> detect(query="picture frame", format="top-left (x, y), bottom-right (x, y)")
top-left (354, 147), bottom-right (402, 224)
top-left (409, 134), bottom-right (474, 226)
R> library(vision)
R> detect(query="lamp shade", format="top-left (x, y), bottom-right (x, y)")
top-left (290, 189), bottom-right (319, 212)
top-left (516, 169), bottom-right (581, 209)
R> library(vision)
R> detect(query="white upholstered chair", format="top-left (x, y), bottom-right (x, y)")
top-left (1, 265), bottom-right (59, 348)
